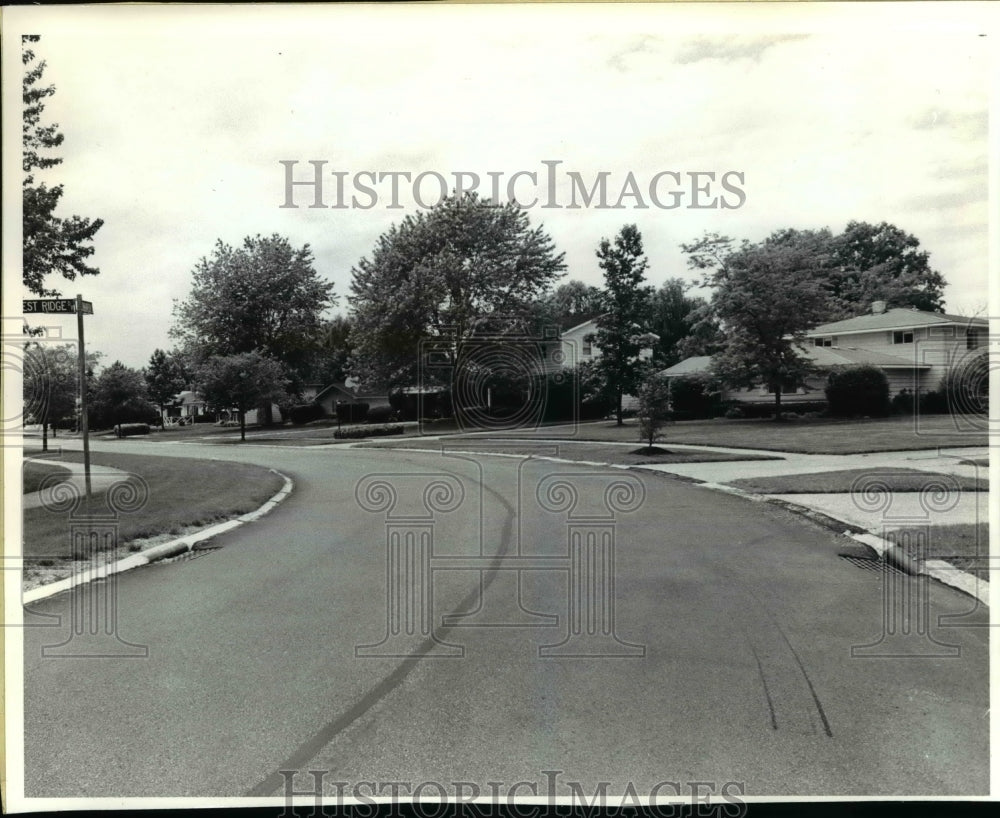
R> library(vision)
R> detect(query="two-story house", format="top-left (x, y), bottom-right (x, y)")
top-left (660, 303), bottom-right (988, 404)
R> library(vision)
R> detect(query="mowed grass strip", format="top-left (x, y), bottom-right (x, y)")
top-left (23, 461), bottom-right (73, 495)
top-left (728, 467), bottom-right (988, 494)
top-left (22, 451), bottom-right (285, 559)
top-left (359, 440), bottom-right (781, 466)
top-left (887, 523), bottom-right (991, 582)
top-left (475, 414), bottom-right (986, 454)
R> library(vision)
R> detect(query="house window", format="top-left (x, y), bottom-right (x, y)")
top-left (814, 337), bottom-right (833, 347)
top-left (966, 329), bottom-right (981, 350)
top-left (892, 331), bottom-right (914, 344)
top-left (582, 341), bottom-right (592, 356)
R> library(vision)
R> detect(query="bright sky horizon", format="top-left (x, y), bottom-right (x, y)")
top-left (3, 3), bottom-right (994, 371)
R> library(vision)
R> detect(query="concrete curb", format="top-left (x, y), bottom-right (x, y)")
top-left (23, 469), bottom-right (294, 605)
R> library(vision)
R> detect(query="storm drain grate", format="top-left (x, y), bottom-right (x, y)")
top-left (839, 554), bottom-right (906, 576)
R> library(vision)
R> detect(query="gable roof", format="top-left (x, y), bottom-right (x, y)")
top-left (659, 356), bottom-right (713, 377)
top-left (807, 308), bottom-right (987, 336)
top-left (805, 345), bottom-right (930, 369)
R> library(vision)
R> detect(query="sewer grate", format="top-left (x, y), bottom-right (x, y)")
top-left (839, 554), bottom-right (906, 576)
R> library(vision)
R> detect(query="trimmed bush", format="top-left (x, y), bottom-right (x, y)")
top-left (366, 405), bottom-right (398, 423)
top-left (667, 374), bottom-right (724, 419)
top-left (890, 389), bottom-right (916, 415)
top-left (115, 423), bottom-right (150, 438)
top-left (825, 366), bottom-right (890, 418)
top-left (728, 400), bottom-right (828, 420)
top-left (919, 389), bottom-right (948, 415)
top-left (289, 403), bottom-right (324, 425)
top-left (333, 423), bottom-right (404, 440)
top-left (335, 401), bottom-right (369, 423)
top-left (192, 413), bottom-right (216, 424)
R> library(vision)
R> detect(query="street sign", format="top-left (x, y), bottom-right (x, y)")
top-left (23, 298), bottom-right (93, 315)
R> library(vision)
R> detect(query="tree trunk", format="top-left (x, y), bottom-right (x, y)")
top-left (239, 407), bottom-right (246, 441)
top-left (42, 419), bottom-right (48, 453)
top-left (616, 387), bottom-right (624, 426)
top-left (774, 386), bottom-right (782, 419)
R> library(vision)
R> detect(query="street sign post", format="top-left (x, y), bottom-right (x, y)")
top-left (23, 295), bottom-right (94, 497)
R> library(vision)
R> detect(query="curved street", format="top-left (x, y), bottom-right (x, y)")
top-left (21, 437), bottom-right (989, 799)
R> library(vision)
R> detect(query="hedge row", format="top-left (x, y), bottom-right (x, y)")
top-left (333, 424), bottom-right (405, 440)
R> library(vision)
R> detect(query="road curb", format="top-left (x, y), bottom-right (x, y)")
top-left (22, 469), bottom-right (294, 605)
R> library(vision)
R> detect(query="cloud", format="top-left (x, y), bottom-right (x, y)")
top-left (909, 108), bottom-right (987, 140)
top-left (674, 35), bottom-right (807, 65)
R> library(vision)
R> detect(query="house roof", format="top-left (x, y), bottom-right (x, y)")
top-left (659, 356), bottom-right (713, 377)
top-left (661, 345), bottom-right (929, 379)
top-left (561, 317), bottom-right (601, 336)
top-left (314, 382), bottom-right (357, 403)
top-left (807, 308), bottom-right (987, 336)
top-left (805, 345), bottom-right (930, 369)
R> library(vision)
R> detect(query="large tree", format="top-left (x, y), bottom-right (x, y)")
top-left (593, 224), bottom-right (654, 425)
top-left (647, 277), bottom-right (715, 366)
top-left (90, 361), bottom-right (159, 430)
top-left (538, 280), bottom-right (605, 330)
top-left (760, 222), bottom-right (946, 318)
top-left (195, 352), bottom-right (288, 441)
top-left (348, 193), bottom-right (565, 389)
top-left (683, 234), bottom-right (831, 417)
top-left (144, 348), bottom-right (188, 424)
top-left (22, 36), bottom-right (103, 297)
top-left (22, 342), bottom-right (91, 451)
top-left (301, 314), bottom-right (355, 387)
top-left (171, 234), bottom-right (335, 371)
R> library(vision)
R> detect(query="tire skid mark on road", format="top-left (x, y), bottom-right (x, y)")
top-left (725, 535), bottom-right (835, 739)
top-left (245, 452), bottom-right (522, 798)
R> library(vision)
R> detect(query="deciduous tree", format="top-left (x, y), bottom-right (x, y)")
top-left (348, 193), bottom-right (565, 389)
top-left (195, 352), bottom-right (287, 441)
top-left (593, 224), bottom-right (654, 425)
top-left (22, 36), bottom-right (103, 296)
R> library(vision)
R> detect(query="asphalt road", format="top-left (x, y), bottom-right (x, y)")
top-left (20, 437), bottom-right (989, 799)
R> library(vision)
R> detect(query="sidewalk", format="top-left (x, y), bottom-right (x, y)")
top-left (23, 459), bottom-right (130, 511)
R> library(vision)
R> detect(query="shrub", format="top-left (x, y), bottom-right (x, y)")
top-left (667, 374), bottom-right (724, 418)
top-left (939, 352), bottom-right (989, 415)
top-left (115, 423), bottom-right (150, 438)
top-left (366, 405), bottom-right (398, 423)
top-left (825, 366), bottom-right (890, 417)
top-left (192, 413), bottom-right (215, 423)
top-left (890, 389), bottom-right (916, 415)
top-left (335, 401), bottom-right (369, 423)
top-left (289, 403), bottom-right (324, 425)
top-left (724, 405), bottom-right (745, 419)
top-left (333, 423), bottom-right (404, 440)
top-left (919, 389), bottom-right (948, 415)
top-left (389, 390), bottom-right (451, 421)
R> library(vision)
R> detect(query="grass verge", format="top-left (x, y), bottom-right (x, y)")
top-left (886, 523), bottom-right (991, 582)
top-left (23, 461), bottom-right (73, 495)
top-left (473, 414), bottom-right (986, 454)
top-left (728, 467), bottom-right (987, 494)
top-left (23, 451), bottom-right (285, 560)
top-left (358, 440), bottom-right (781, 466)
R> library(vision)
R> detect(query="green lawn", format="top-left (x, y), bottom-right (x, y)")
top-left (359, 439), bottom-right (781, 466)
top-left (728, 467), bottom-right (988, 494)
top-left (22, 451), bottom-right (285, 560)
top-left (472, 414), bottom-right (986, 454)
top-left (22, 461), bottom-right (72, 495)
top-left (887, 523), bottom-right (991, 582)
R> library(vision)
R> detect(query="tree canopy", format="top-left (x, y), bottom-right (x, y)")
top-left (171, 234), bottom-right (335, 378)
top-left (348, 193), bottom-right (565, 389)
top-left (90, 361), bottom-right (159, 430)
top-left (144, 349), bottom-right (188, 416)
top-left (22, 36), bottom-right (104, 297)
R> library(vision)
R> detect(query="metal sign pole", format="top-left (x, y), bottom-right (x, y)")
top-left (76, 293), bottom-right (92, 498)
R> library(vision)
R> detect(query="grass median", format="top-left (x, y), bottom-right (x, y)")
top-left (473, 414), bottom-right (986, 454)
top-left (22, 450), bottom-right (285, 561)
top-left (887, 523), bottom-right (991, 582)
top-left (727, 467), bottom-right (988, 494)
top-left (23, 461), bottom-right (72, 495)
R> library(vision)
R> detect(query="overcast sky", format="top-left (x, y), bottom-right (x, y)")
top-left (3, 3), bottom-right (994, 370)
